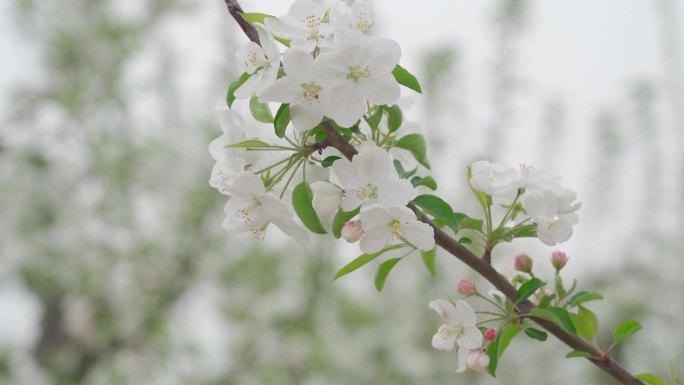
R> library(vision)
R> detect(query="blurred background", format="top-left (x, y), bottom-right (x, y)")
top-left (1, 0), bottom-right (683, 384)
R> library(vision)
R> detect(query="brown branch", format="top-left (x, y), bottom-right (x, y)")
top-left (221, 3), bottom-right (644, 384)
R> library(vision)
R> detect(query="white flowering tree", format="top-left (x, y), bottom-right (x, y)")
top-left (214, 1), bottom-right (679, 384)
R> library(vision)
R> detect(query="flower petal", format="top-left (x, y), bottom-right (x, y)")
top-left (357, 146), bottom-right (393, 183)
top-left (359, 73), bottom-right (400, 105)
top-left (258, 76), bottom-right (301, 103)
top-left (361, 37), bottom-right (401, 76)
top-left (290, 102), bottom-right (324, 131)
top-left (401, 221), bottom-right (435, 251)
top-left (428, 299), bottom-right (459, 323)
top-left (359, 225), bottom-right (391, 254)
top-left (457, 326), bottom-right (483, 350)
top-left (377, 178), bottom-right (415, 207)
top-left (431, 324), bottom-right (457, 351)
top-left (283, 47), bottom-right (315, 82)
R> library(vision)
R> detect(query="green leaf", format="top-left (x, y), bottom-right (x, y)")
top-left (365, 106), bottom-right (384, 129)
top-left (394, 134), bottom-right (430, 169)
top-left (567, 291), bottom-right (604, 307)
top-left (333, 244), bottom-right (406, 280)
top-left (532, 307), bottom-right (577, 335)
top-left (613, 320), bottom-right (642, 345)
top-left (487, 323), bottom-right (523, 376)
top-left (374, 257), bottom-right (403, 292)
top-left (571, 306), bottom-right (598, 342)
top-left (226, 139), bottom-right (272, 148)
top-left (240, 12), bottom-right (276, 24)
top-left (566, 350), bottom-right (593, 359)
top-left (250, 96), bottom-right (274, 123)
top-left (538, 294), bottom-right (555, 308)
top-left (412, 194), bottom-right (454, 221)
top-left (421, 248), bottom-right (436, 276)
top-left (392, 64), bottom-right (422, 93)
top-left (458, 237), bottom-right (472, 244)
top-left (226, 72), bottom-right (251, 108)
top-left (524, 327), bottom-right (548, 341)
top-left (459, 216), bottom-right (483, 231)
top-left (516, 278), bottom-right (544, 302)
top-left (274, 103), bottom-right (291, 137)
top-left (393, 159), bottom-right (417, 178)
top-left (386, 104), bottom-right (403, 132)
top-left (634, 374), bottom-right (668, 385)
top-left (292, 183), bottom-right (327, 234)
top-left (411, 176), bottom-right (437, 190)
top-left (555, 275), bottom-right (566, 298)
top-left (332, 207), bottom-right (360, 239)
top-left (321, 156), bottom-right (340, 168)
top-left (509, 224), bottom-right (537, 238)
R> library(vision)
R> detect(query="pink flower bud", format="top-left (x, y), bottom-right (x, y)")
top-left (341, 220), bottom-right (364, 243)
top-left (551, 250), bottom-right (568, 271)
top-left (484, 328), bottom-right (496, 341)
top-left (464, 350), bottom-right (490, 372)
top-left (457, 280), bottom-right (477, 296)
top-left (514, 253), bottom-right (533, 273)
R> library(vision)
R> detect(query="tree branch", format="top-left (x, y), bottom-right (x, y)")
top-left (220, 3), bottom-right (643, 384)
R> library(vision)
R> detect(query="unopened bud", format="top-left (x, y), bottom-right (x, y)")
top-left (551, 250), bottom-right (568, 271)
top-left (464, 350), bottom-right (490, 372)
top-left (341, 221), bottom-right (364, 243)
top-left (484, 328), bottom-right (496, 341)
top-left (457, 280), bottom-right (477, 297)
top-left (514, 253), bottom-right (533, 273)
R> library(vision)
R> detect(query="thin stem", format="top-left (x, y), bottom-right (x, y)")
top-left (279, 158), bottom-right (304, 199)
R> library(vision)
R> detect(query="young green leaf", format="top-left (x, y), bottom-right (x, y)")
top-left (374, 257), bottom-right (403, 291)
top-left (412, 194), bottom-right (454, 221)
top-left (332, 207), bottom-right (360, 238)
top-left (411, 176), bottom-right (437, 190)
top-left (274, 103), bottom-right (291, 138)
top-left (487, 323), bottom-right (523, 376)
top-left (226, 72), bottom-right (251, 108)
top-left (567, 291), bottom-right (604, 307)
top-left (613, 320), bottom-right (642, 345)
top-left (365, 105), bottom-right (384, 129)
top-left (565, 350), bottom-right (594, 359)
top-left (240, 12), bottom-right (276, 24)
top-left (249, 96), bottom-right (274, 123)
top-left (321, 156), bottom-right (340, 168)
top-left (421, 248), bottom-right (436, 276)
top-left (459, 216), bottom-right (483, 231)
top-left (292, 182), bottom-right (327, 234)
top-left (394, 134), bottom-right (430, 169)
top-left (392, 65), bottom-right (422, 93)
top-left (386, 104), bottom-right (403, 132)
top-left (524, 327), bottom-right (548, 341)
top-left (516, 278), bottom-right (544, 302)
top-left (634, 374), bottom-right (668, 385)
top-left (333, 244), bottom-right (406, 280)
top-left (226, 139), bottom-right (272, 148)
top-left (571, 307), bottom-right (598, 342)
top-left (532, 307), bottom-right (577, 335)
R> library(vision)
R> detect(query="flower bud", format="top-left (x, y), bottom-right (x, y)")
top-left (464, 350), bottom-right (490, 372)
top-left (514, 253), bottom-right (533, 273)
top-left (484, 328), bottom-right (496, 341)
top-left (457, 280), bottom-right (477, 297)
top-left (341, 220), bottom-right (364, 243)
top-left (551, 250), bottom-right (568, 271)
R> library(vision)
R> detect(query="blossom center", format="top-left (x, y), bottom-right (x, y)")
top-left (354, 13), bottom-right (373, 32)
top-left (347, 65), bottom-right (371, 82)
top-left (389, 219), bottom-right (402, 236)
top-left (356, 183), bottom-right (378, 201)
top-left (236, 199), bottom-right (261, 223)
top-left (438, 324), bottom-right (464, 339)
top-left (245, 50), bottom-right (270, 70)
top-left (303, 15), bottom-right (323, 40)
top-left (301, 82), bottom-right (321, 104)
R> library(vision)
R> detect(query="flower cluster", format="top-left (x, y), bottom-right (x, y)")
top-left (469, 160), bottom-right (581, 246)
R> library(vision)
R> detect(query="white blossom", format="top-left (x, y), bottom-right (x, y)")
top-left (223, 171), bottom-right (307, 243)
top-left (314, 30), bottom-right (401, 127)
top-left (331, 145), bottom-right (414, 211)
top-left (469, 160), bottom-right (518, 203)
top-left (310, 180), bottom-right (343, 224)
top-left (234, 24), bottom-right (281, 99)
top-left (265, 0), bottom-right (334, 52)
top-left (522, 188), bottom-right (580, 246)
top-left (358, 205), bottom-right (434, 253)
top-left (259, 48), bottom-right (326, 131)
top-left (329, 0), bottom-right (374, 34)
top-left (429, 299), bottom-right (482, 352)
top-left (458, 350), bottom-right (490, 373)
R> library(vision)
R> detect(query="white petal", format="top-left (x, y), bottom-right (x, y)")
top-left (322, 84), bottom-right (366, 127)
top-left (216, 107), bottom-right (245, 134)
top-left (290, 102), bottom-right (324, 131)
top-left (234, 74), bottom-right (259, 99)
top-left (283, 47), bottom-right (315, 82)
top-left (401, 221), bottom-right (434, 251)
top-left (258, 76), bottom-right (301, 103)
top-left (377, 178), bottom-right (415, 207)
top-left (428, 299), bottom-right (459, 323)
top-left (454, 300), bottom-right (477, 326)
top-left (208, 134), bottom-right (231, 162)
top-left (359, 205), bottom-right (392, 228)
top-left (359, 226), bottom-right (391, 254)
top-left (227, 172), bottom-right (266, 199)
top-left (431, 325), bottom-right (457, 351)
top-left (331, 157), bottom-right (360, 188)
top-left (265, 16), bottom-right (305, 40)
top-left (341, 191), bottom-right (363, 211)
top-left (457, 326), bottom-right (484, 350)
top-left (361, 37), bottom-right (401, 75)
top-left (359, 74), bottom-right (400, 105)
top-left (356, 145), bottom-right (393, 183)
top-left (236, 42), bottom-right (266, 73)
top-left (255, 23), bottom-right (281, 63)
top-left (272, 217), bottom-right (308, 244)
top-left (314, 52), bottom-right (350, 87)
top-left (455, 348), bottom-right (468, 373)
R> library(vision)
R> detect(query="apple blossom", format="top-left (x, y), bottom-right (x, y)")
top-left (341, 220), bottom-right (364, 243)
top-left (314, 30), bottom-right (401, 127)
top-left (459, 350), bottom-right (490, 373)
top-left (331, 145), bottom-right (414, 211)
top-left (234, 24), bottom-right (281, 99)
top-left (310, 181), bottom-right (343, 223)
top-left (358, 205), bottom-right (434, 253)
top-left (469, 160), bottom-right (518, 203)
top-left (522, 189), bottom-right (580, 246)
top-left (329, 0), bottom-right (374, 33)
top-left (259, 48), bottom-right (327, 131)
top-left (264, 0), bottom-right (333, 52)
top-left (428, 299), bottom-right (483, 352)
top-left (222, 171), bottom-right (307, 243)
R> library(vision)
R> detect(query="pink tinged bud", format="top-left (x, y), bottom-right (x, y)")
top-left (484, 328), bottom-right (496, 341)
top-left (514, 253), bottom-right (533, 273)
top-left (341, 221), bottom-right (364, 243)
top-left (464, 350), bottom-right (490, 372)
top-left (457, 280), bottom-right (477, 296)
top-left (551, 250), bottom-right (569, 271)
